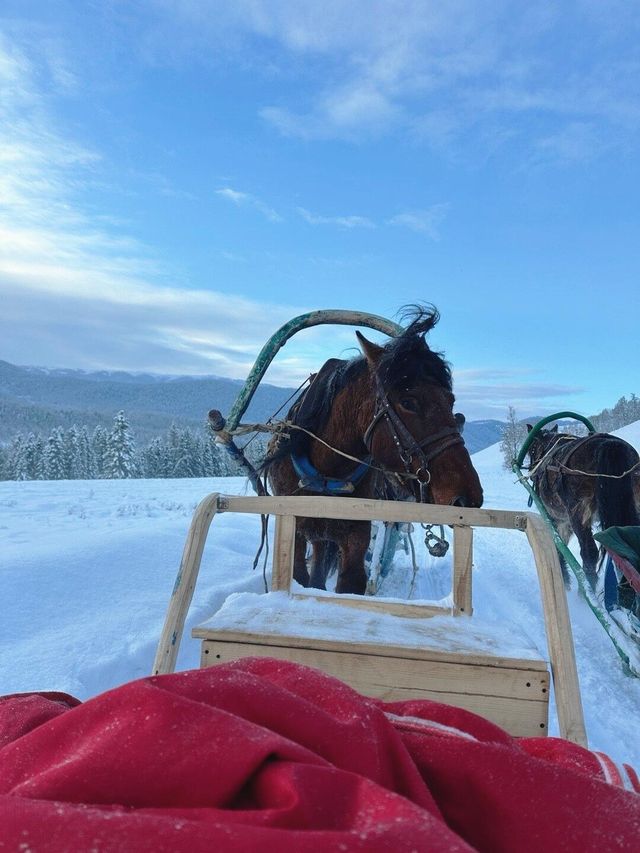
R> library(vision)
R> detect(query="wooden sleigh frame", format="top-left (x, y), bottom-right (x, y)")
top-left (153, 495), bottom-right (587, 745)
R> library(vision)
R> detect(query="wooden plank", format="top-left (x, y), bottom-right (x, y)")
top-left (525, 513), bottom-right (587, 746)
top-left (200, 640), bottom-right (549, 737)
top-left (201, 640), bottom-right (548, 700)
top-left (271, 515), bottom-right (296, 591)
top-left (452, 526), bottom-right (473, 616)
top-left (217, 494), bottom-right (526, 530)
top-left (152, 492), bottom-right (221, 675)
top-left (192, 626), bottom-right (547, 671)
top-left (292, 592), bottom-right (450, 619)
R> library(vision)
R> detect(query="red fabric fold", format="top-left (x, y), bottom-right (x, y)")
top-left (0, 658), bottom-right (638, 852)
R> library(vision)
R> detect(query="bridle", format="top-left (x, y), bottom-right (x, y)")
top-left (363, 372), bottom-right (464, 503)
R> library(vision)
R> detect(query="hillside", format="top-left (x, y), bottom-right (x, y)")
top-left (0, 359), bottom-right (295, 446)
top-left (0, 359), bottom-right (504, 452)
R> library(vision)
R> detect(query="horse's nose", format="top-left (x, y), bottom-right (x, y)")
top-left (451, 496), bottom-right (467, 508)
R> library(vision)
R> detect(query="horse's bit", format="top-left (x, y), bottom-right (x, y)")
top-left (363, 372), bottom-right (464, 503)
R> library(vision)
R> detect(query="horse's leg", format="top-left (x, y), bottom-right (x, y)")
top-left (308, 542), bottom-right (327, 590)
top-left (335, 521), bottom-right (371, 595)
top-left (552, 517), bottom-right (573, 588)
top-left (309, 541), bottom-right (338, 590)
top-left (292, 531), bottom-right (310, 587)
top-left (566, 510), bottom-right (599, 587)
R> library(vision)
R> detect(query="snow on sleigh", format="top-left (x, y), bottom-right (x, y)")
top-left (153, 310), bottom-right (587, 745)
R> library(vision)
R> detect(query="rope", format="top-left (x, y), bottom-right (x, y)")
top-left (524, 435), bottom-right (640, 481)
top-left (525, 435), bottom-right (576, 479)
top-left (232, 376), bottom-right (311, 452)
top-left (226, 419), bottom-right (425, 484)
top-left (554, 460), bottom-right (640, 479)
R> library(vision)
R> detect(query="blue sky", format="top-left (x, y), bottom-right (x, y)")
top-left (1, 1), bottom-right (639, 420)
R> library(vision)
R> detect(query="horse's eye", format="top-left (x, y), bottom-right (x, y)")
top-left (399, 397), bottom-right (419, 413)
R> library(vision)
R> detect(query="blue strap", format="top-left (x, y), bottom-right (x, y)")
top-left (604, 555), bottom-right (618, 612)
top-left (291, 452), bottom-right (371, 495)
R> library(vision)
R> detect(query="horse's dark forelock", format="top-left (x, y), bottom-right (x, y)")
top-left (378, 304), bottom-right (452, 391)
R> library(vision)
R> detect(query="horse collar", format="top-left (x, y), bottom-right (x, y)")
top-left (290, 451), bottom-right (371, 495)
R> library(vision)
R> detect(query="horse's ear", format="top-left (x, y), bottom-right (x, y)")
top-left (526, 424), bottom-right (533, 433)
top-left (356, 331), bottom-right (384, 366)
top-left (550, 424), bottom-right (559, 433)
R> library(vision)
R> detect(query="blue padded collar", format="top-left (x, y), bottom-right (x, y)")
top-left (290, 452), bottom-right (371, 495)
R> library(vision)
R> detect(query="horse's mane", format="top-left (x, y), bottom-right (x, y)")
top-left (260, 304), bottom-right (451, 472)
top-left (376, 305), bottom-right (452, 391)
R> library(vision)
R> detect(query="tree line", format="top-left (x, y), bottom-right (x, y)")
top-left (0, 411), bottom-right (268, 481)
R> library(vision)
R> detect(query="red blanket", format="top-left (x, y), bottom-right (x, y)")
top-left (0, 659), bottom-right (638, 851)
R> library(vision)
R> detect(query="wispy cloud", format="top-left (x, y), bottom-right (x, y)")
top-left (215, 187), bottom-right (283, 222)
top-left (0, 35), bottom-right (312, 382)
top-left (387, 204), bottom-right (449, 240)
top-left (452, 367), bottom-right (586, 419)
top-left (297, 207), bottom-right (375, 229)
top-left (146, 1), bottom-right (640, 161)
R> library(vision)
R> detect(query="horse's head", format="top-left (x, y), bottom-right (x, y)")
top-left (357, 307), bottom-right (483, 508)
top-left (526, 423), bottom-right (559, 466)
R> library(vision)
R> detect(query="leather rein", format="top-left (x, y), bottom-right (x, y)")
top-left (362, 372), bottom-right (464, 503)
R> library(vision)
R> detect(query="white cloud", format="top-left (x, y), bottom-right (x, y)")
top-left (297, 207), bottom-right (375, 229)
top-left (451, 367), bottom-right (586, 420)
top-left (387, 205), bottom-right (449, 240)
top-left (215, 186), bottom-right (283, 222)
top-left (0, 36), bottom-right (308, 382)
top-left (146, 1), bottom-right (640, 159)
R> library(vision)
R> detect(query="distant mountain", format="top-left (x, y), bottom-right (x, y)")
top-left (461, 419), bottom-right (505, 454)
top-left (0, 359), bottom-right (505, 452)
top-left (0, 359), bottom-right (292, 446)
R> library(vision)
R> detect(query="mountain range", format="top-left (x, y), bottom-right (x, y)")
top-left (0, 359), bottom-right (505, 453)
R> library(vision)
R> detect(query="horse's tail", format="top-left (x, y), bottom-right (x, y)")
top-left (595, 438), bottom-right (640, 531)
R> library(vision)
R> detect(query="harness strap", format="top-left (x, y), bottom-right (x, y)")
top-left (363, 374), bottom-right (463, 492)
top-left (291, 451), bottom-right (371, 495)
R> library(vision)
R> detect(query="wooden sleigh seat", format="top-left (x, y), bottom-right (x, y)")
top-left (153, 495), bottom-right (587, 745)
top-left (193, 590), bottom-right (550, 737)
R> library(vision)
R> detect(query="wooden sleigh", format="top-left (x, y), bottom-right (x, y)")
top-left (153, 494), bottom-right (587, 745)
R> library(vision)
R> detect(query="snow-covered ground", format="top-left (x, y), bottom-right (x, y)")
top-left (1, 424), bottom-right (639, 771)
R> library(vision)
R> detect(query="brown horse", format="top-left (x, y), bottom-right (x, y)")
top-left (526, 424), bottom-right (640, 597)
top-left (262, 307), bottom-right (483, 595)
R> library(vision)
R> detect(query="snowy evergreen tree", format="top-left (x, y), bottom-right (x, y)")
top-left (0, 445), bottom-right (8, 480)
top-left (172, 430), bottom-right (199, 478)
top-left (202, 435), bottom-right (226, 476)
top-left (65, 426), bottom-right (81, 479)
top-left (1, 417), bottom-right (242, 481)
top-left (105, 411), bottom-right (137, 479)
top-left (22, 433), bottom-right (44, 480)
top-left (43, 428), bottom-right (68, 480)
top-left (77, 426), bottom-right (96, 479)
top-left (8, 435), bottom-right (28, 480)
top-left (92, 426), bottom-right (109, 478)
top-left (140, 437), bottom-right (169, 478)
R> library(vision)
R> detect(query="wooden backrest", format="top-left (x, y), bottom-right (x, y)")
top-left (153, 494), bottom-right (586, 745)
